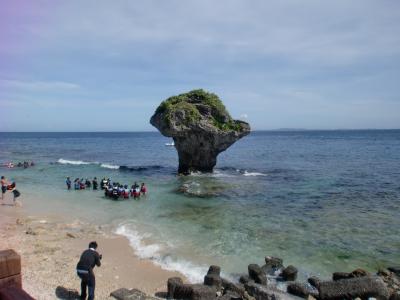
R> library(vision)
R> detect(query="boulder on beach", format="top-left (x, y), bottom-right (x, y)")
top-left (150, 89), bottom-right (251, 174)
top-left (318, 276), bottom-right (390, 300)
top-left (286, 282), bottom-right (319, 298)
top-left (245, 282), bottom-right (299, 300)
top-left (110, 288), bottom-right (159, 300)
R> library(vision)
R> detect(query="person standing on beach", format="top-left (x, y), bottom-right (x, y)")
top-left (1, 176), bottom-right (8, 200)
top-left (76, 241), bottom-right (102, 300)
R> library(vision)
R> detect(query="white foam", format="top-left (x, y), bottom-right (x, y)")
top-left (243, 170), bottom-right (267, 176)
top-left (100, 163), bottom-right (120, 170)
top-left (115, 225), bottom-right (160, 259)
top-left (212, 170), bottom-right (235, 178)
top-left (115, 224), bottom-right (207, 283)
top-left (57, 158), bottom-right (92, 165)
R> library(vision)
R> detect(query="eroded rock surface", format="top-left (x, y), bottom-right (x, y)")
top-left (150, 90), bottom-right (250, 174)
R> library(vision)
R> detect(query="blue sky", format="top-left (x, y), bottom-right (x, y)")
top-left (0, 0), bottom-right (399, 131)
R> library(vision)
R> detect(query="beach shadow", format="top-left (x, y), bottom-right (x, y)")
top-left (55, 286), bottom-right (80, 299)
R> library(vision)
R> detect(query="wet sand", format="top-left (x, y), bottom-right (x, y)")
top-left (0, 197), bottom-right (183, 299)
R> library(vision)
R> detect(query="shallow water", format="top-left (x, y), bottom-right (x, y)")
top-left (0, 130), bottom-right (399, 282)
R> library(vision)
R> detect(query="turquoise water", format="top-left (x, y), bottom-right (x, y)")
top-left (0, 131), bottom-right (399, 282)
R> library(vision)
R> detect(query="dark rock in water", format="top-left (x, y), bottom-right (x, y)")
top-left (318, 277), bottom-right (390, 300)
top-left (262, 256), bottom-right (283, 275)
top-left (388, 266), bottom-right (400, 277)
top-left (265, 256), bottom-right (283, 269)
top-left (245, 282), bottom-right (299, 300)
top-left (110, 288), bottom-right (158, 300)
top-left (281, 265), bottom-right (298, 281)
top-left (332, 272), bottom-right (351, 281)
top-left (287, 282), bottom-right (319, 298)
top-left (239, 275), bottom-right (251, 285)
top-left (248, 264), bottom-right (267, 285)
top-left (350, 268), bottom-right (370, 278)
top-left (208, 265), bottom-right (221, 276)
top-left (204, 274), bottom-right (222, 288)
top-left (308, 276), bottom-right (321, 289)
top-left (150, 89), bottom-right (251, 174)
top-left (191, 284), bottom-right (217, 300)
top-left (178, 181), bottom-right (223, 198)
top-left (221, 279), bottom-right (246, 298)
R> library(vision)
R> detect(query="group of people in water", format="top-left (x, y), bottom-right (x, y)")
top-left (3, 161), bottom-right (35, 169)
top-left (66, 177), bottom-right (99, 190)
top-left (66, 177), bottom-right (147, 200)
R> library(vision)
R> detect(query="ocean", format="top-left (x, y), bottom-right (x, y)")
top-left (0, 130), bottom-right (399, 282)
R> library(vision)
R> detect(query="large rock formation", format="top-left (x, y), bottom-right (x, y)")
top-left (150, 89), bottom-right (251, 174)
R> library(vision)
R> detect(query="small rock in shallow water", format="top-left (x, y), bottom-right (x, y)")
top-left (265, 256), bottom-right (283, 269)
top-left (248, 264), bottom-right (267, 285)
top-left (308, 276), bottom-right (321, 288)
top-left (281, 265), bottom-right (298, 281)
top-left (239, 275), bottom-right (251, 284)
top-left (262, 256), bottom-right (283, 275)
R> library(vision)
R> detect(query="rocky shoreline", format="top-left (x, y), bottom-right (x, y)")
top-left (112, 256), bottom-right (400, 300)
top-left (1, 205), bottom-right (399, 299)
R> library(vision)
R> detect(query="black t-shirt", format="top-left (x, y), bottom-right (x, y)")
top-left (76, 249), bottom-right (101, 272)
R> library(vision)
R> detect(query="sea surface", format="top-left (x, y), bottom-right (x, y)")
top-left (0, 130), bottom-right (399, 282)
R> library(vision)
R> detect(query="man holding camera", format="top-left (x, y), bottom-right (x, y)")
top-left (76, 241), bottom-right (102, 300)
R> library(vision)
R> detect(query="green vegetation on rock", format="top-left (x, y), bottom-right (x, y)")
top-left (155, 89), bottom-right (243, 131)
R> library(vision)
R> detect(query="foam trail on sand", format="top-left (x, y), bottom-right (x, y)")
top-left (115, 224), bottom-right (207, 283)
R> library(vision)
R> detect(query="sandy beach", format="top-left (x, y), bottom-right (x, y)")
top-left (0, 196), bottom-right (183, 300)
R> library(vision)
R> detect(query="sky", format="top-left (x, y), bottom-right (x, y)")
top-left (0, 0), bottom-right (399, 131)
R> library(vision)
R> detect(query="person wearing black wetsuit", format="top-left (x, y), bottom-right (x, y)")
top-left (92, 177), bottom-right (98, 190)
top-left (76, 241), bottom-right (102, 300)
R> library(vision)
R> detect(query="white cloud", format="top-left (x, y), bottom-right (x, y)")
top-left (0, 79), bottom-right (80, 91)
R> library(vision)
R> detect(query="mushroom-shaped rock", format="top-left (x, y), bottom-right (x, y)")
top-left (150, 89), bottom-right (251, 174)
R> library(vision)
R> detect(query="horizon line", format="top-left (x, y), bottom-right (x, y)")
top-left (0, 128), bottom-right (400, 133)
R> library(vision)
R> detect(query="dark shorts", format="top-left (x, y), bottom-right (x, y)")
top-left (1, 186), bottom-right (6, 194)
